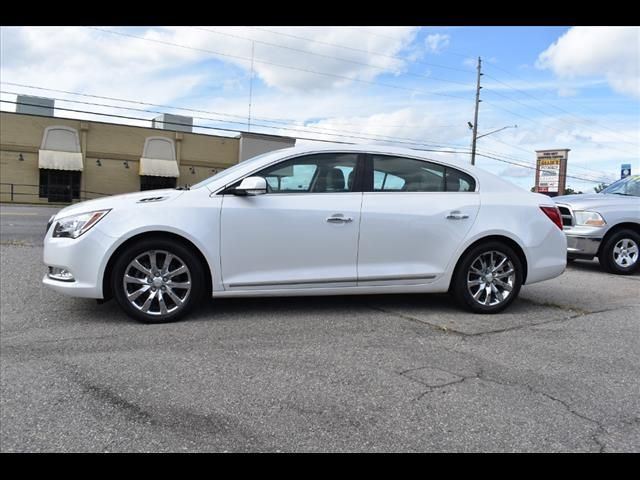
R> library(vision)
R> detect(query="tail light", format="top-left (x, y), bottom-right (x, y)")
top-left (540, 206), bottom-right (563, 230)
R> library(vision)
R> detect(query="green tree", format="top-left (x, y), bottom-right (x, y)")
top-left (594, 183), bottom-right (609, 193)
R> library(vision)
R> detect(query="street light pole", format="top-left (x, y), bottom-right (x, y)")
top-left (476, 124), bottom-right (518, 140)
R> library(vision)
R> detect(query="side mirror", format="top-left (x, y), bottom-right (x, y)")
top-left (235, 176), bottom-right (267, 196)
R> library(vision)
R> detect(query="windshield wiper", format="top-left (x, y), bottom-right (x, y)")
top-left (607, 192), bottom-right (632, 196)
top-left (175, 186), bottom-right (190, 190)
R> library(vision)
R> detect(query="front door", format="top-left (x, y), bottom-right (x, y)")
top-left (220, 153), bottom-right (362, 290)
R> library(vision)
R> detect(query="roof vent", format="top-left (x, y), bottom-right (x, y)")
top-left (152, 114), bottom-right (193, 133)
top-left (17, 95), bottom-right (55, 117)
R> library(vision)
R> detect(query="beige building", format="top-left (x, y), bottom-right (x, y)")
top-left (0, 110), bottom-right (295, 204)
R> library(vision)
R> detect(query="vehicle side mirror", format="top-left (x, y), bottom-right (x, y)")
top-left (235, 176), bottom-right (267, 196)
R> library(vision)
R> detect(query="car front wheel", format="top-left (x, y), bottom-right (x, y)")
top-left (599, 229), bottom-right (640, 275)
top-left (452, 242), bottom-right (523, 314)
top-left (112, 238), bottom-right (205, 323)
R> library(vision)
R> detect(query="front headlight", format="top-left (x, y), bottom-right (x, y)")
top-left (574, 210), bottom-right (606, 226)
top-left (53, 209), bottom-right (111, 238)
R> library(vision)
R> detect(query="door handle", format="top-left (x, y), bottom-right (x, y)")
top-left (446, 211), bottom-right (469, 220)
top-left (326, 214), bottom-right (353, 224)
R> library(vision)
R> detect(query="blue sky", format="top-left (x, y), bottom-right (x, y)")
top-left (1, 26), bottom-right (638, 192)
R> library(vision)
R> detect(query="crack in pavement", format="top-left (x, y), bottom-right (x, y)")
top-left (474, 369), bottom-right (608, 453)
top-left (368, 303), bottom-right (631, 338)
top-left (408, 365), bottom-right (609, 452)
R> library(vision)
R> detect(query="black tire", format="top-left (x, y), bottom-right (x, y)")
top-left (112, 237), bottom-right (205, 323)
top-left (451, 241), bottom-right (523, 314)
top-left (599, 229), bottom-right (640, 275)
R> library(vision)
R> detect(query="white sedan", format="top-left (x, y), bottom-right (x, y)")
top-left (43, 144), bottom-right (567, 323)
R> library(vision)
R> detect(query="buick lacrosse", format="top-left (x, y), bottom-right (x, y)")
top-left (43, 144), bottom-right (566, 323)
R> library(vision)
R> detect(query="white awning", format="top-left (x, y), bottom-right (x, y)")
top-left (38, 150), bottom-right (84, 171)
top-left (139, 157), bottom-right (180, 178)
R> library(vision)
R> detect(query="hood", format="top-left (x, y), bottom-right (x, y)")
top-left (554, 193), bottom-right (637, 210)
top-left (53, 189), bottom-right (184, 219)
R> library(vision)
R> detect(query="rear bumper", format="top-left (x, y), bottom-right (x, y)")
top-left (525, 227), bottom-right (567, 285)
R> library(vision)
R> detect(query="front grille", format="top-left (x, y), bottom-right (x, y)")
top-left (557, 205), bottom-right (573, 227)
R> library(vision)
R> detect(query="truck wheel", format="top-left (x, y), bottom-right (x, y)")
top-left (599, 229), bottom-right (640, 275)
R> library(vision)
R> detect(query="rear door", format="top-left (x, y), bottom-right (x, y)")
top-left (357, 154), bottom-right (480, 285)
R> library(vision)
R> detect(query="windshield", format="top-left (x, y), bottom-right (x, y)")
top-left (189, 149), bottom-right (288, 190)
top-left (601, 175), bottom-right (640, 197)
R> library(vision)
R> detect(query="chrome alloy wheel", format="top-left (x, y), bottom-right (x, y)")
top-left (122, 250), bottom-right (192, 316)
top-left (466, 250), bottom-right (516, 307)
top-left (613, 238), bottom-right (639, 268)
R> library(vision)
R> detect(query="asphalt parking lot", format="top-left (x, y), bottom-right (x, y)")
top-left (1, 203), bottom-right (639, 452)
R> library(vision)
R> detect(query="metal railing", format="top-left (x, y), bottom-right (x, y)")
top-left (0, 182), bottom-right (112, 204)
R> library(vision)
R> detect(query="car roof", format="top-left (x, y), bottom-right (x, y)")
top-left (270, 142), bottom-right (474, 169)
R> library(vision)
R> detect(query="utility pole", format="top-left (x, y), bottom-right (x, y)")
top-left (470, 56), bottom-right (482, 166)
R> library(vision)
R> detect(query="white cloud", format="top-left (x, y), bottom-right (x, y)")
top-left (557, 86), bottom-right (578, 97)
top-left (462, 57), bottom-right (476, 68)
top-left (499, 167), bottom-right (533, 178)
top-left (0, 26), bottom-right (420, 101)
top-left (168, 26), bottom-right (419, 92)
top-left (1, 26), bottom-right (637, 195)
top-left (425, 34), bottom-right (450, 54)
top-left (0, 26), bottom-right (208, 109)
top-left (537, 27), bottom-right (640, 98)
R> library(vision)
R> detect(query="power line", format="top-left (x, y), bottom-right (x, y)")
top-left (2, 80), bottom-right (459, 133)
top-left (88, 27), bottom-right (471, 101)
top-left (479, 136), bottom-right (618, 180)
top-left (483, 80), bottom-right (640, 148)
top-left (343, 27), bottom-right (416, 43)
top-left (0, 97), bottom-right (472, 153)
top-left (0, 98), bottom-right (611, 184)
top-left (482, 96), bottom-right (639, 157)
top-left (0, 84), bottom-right (470, 150)
top-left (248, 26), bottom-right (475, 74)
top-left (1, 84), bottom-right (620, 183)
top-left (341, 26), bottom-right (478, 62)
top-left (476, 148), bottom-right (614, 183)
top-left (483, 62), bottom-right (640, 137)
top-left (474, 152), bottom-right (608, 184)
top-left (195, 27), bottom-right (472, 87)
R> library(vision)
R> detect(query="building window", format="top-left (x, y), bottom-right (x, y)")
top-left (140, 175), bottom-right (177, 191)
top-left (139, 136), bottom-right (180, 181)
top-left (142, 137), bottom-right (175, 161)
top-left (41, 126), bottom-right (81, 152)
top-left (39, 169), bottom-right (81, 202)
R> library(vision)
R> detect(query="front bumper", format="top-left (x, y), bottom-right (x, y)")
top-left (563, 225), bottom-right (606, 257)
top-left (42, 226), bottom-right (114, 299)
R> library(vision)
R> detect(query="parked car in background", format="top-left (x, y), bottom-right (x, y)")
top-left (554, 174), bottom-right (640, 274)
top-left (43, 144), bottom-right (567, 323)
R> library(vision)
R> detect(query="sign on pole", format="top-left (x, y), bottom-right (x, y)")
top-left (621, 164), bottom-right (631, 179)
top-left (535, 149), bottom-right (569, 197)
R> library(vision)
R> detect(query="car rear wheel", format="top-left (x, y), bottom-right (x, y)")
top-left (112, 238), bottom-right (205, 323)
top-left (599, 229), bottom-right (640, 275)
top-left (452, 242), bottom-right (523, 314)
